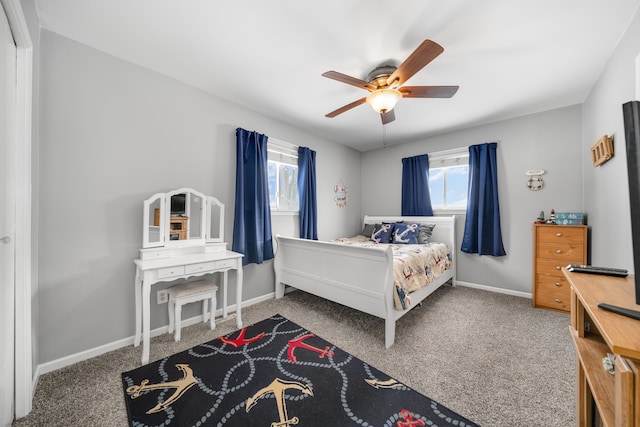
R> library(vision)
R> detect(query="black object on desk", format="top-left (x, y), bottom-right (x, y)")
top-left (567, 264), bottom-right (628, 277)
top-left (597, 302), bottom-right (640, 321)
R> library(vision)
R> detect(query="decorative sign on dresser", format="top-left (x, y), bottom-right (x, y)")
top-left (532, 223), bottom-right (587, 312)
top-left (133, 188), bottom-right (243, 364)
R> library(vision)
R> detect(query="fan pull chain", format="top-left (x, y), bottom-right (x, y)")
top-left (382, 125), bottom-right (387, 149)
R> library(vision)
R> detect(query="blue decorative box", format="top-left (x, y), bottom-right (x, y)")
top-left (554, 212), bottom-right (584, 225)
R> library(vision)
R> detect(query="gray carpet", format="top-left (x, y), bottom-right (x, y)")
top-left (13, 284), bottom-right (575, 426)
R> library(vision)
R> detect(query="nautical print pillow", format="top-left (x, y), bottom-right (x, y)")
top-left (372, 223), bottom-right (394, 243)
top-left (392, 223), bottom-right (420, 244)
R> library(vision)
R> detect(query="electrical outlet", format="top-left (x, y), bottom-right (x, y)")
top-left (157, 290), bottom-right (168, 304)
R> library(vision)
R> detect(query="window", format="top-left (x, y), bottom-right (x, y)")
top-left (267, 139), bottom-right (299, 212)
top-left (428, 147), bottom-right (469, 211)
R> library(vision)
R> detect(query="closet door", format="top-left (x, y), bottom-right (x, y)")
top-left (0, 2), bottom-right (17, 424)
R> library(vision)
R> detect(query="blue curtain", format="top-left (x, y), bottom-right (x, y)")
top-left (232, 128), bottom-right (274, 265)
top-left (401, 154), bottom-right (434, 216)
top-left (461, 142), bottom-right (506, 256)
top-left (298, 146), bottom-right (318, 240)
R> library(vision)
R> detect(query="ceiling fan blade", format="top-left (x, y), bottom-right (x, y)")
top-left (386, 40), bottom-right (444, 88)
top-left (325, 97), bottom-right (367, 118)
top-left (381, 109), bottom-right (395, 125)
top-left (400, 86), bottom-right (459, 98)
top-left (322, 71), bottom-right (377, 91)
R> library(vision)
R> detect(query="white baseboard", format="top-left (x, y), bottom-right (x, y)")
top-left (455, 280), bottom-right (532, 299)
top-left (34, 292), bottom-right (276, 379)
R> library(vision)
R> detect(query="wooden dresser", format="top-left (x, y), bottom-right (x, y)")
top-left (169, 216), bottom-right (188, 240)
top-left (532, 224), bottom-right (587, 312)
top-left (565, 269), bottom-right (640, 426)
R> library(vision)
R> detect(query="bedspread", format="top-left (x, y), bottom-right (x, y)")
top-left (331, 235), bottom-right (452, 310)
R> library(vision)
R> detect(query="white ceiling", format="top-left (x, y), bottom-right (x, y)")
top-left (35, 0), bottom-right (640, 152)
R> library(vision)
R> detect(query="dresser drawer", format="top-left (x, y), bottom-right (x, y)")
top-left (536, 242), bottom-right (584, 261)
top-left (185, 262), bottom-right (216, 274)
top-left (157, 266), bottom-right (185, 279)
top-left (215, 259), bottom-right (237, 270)
top-left (536, 226), bottom-right (585, 244)
top-left (534, 282), bottom-right (570, 311)
top-left (536, 274), bottom-right (571, 295)
top-left (536, 258), bottom-right (572, 277)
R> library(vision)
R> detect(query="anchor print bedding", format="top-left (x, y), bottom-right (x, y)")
top-left (331, 234), bottom-right (452, 310)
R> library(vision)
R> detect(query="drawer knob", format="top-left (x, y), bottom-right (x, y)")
top-left (555, 298), bottom-right (561, 303)
top-left (555, 249), bottom-right (562, 254)
top-left (555, 266), bottom-right (561, 270)
top-left (556, 232), bottom-right (562, 237)
top-left (555, 282), bottom-right (561, 287)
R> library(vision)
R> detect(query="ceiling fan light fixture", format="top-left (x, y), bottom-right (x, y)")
top-left (366, 88), bottom-right (402, 113)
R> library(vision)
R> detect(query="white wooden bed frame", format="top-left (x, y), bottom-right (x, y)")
top-left (274, 215), bottom-right (457, 348)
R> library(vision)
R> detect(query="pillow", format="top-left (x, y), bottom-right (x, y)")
top-left (392, 223), bottom-right (420, 244)
top-left (361, 223), bottom-right (376, 237)
top-left (418, 224), bottom-right (436, 244)
top-left (372, 223), bottom-right (394, 243)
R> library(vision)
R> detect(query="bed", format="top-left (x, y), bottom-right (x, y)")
top-left (274, 215), bottom-right (456, 348)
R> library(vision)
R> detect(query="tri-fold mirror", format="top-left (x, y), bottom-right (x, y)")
top-left (142, 188), bottom-right (224, 249)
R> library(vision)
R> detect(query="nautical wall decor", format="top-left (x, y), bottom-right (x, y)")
top-left (334, 180), bottom-right (347, 207)
top-left (526, 169), bottom-right (545, 191)
top-left (591, 135), bottom-right (614, 167)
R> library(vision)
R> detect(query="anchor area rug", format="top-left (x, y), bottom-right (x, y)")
top-left (121, 315), bottom-right (479, 426)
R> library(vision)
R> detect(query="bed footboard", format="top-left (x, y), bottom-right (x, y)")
top-left (274, 236), bottom-right (395, 322)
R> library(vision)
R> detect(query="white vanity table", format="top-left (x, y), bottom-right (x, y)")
top-left (133, 188), bottom-right (243, 365)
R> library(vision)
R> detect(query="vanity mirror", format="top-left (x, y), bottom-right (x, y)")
top-left (135, 188), bottom-right (243, 364)
top-left (142, 188), bottom-right (225, 254)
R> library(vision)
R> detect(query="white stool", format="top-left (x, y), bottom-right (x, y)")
top-left (167, 280), bottom-right (219, 342)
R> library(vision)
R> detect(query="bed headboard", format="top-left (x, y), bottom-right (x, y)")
top-left (362, 215), bottom-right (457, 263)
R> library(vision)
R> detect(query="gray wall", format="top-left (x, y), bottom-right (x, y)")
top-left (37, 30), bottom-right (361, 364)
top-left (582, 9), bottom-right (640, 271)
top-left (361, 105), bottom-right (583, 294)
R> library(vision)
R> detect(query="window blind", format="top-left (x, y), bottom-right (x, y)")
top-left (429, 147), bottom-right (469, 168)
top-left (268, 138), bottom-right (298, 165)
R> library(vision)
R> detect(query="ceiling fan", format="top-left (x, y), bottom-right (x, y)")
top-left (322, 39), bottom-right (459, 125)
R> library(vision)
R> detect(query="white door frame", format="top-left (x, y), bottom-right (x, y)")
top-left (0, 2), bottom-right (17, 423)
top-left (1, 0), bottom-right (33, 420)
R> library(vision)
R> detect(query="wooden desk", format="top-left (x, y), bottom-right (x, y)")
top-left (564, 268), bottom-right (640, 426)
top-left (133, 250), bottom-right (243, 364)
